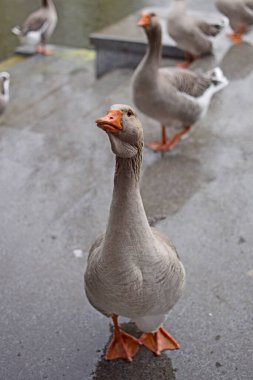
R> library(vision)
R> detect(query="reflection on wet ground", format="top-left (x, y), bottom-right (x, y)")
top-left (92, 323), bottom-right (176, 380)
top-left (141, 155), bottom-right (202, 217)
top-left (220, 42), bottom-right (253, 81)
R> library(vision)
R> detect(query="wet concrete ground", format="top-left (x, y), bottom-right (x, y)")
top-left (1, 29), bottom-right (253, 380)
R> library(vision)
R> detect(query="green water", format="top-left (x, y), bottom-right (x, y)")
top-left (0, 0), bottom-right (168, 61)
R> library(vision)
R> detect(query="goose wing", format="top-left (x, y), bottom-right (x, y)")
top-left (196, 18), bottom-right (225, 37)
top-left (172, 18), bottom-right (213, 55)
top-left (160, 67), bottom-right (212, 98)
top-left (87, 234), bottom-right (104, 260)
top-left (151, 227), bottom-right (180, 260)
top-left (85, 233), bottom-right (110, 317)
top-left (245, 0), bottom-right (253, 11)
top-left (21, 10), bottom-right (48, 35)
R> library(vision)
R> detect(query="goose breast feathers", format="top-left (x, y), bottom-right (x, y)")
top-left (85, 227), bottom-right (185, 319)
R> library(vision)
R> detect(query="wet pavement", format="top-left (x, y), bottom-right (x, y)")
top-left (1, 23), bottom-right (253, 380)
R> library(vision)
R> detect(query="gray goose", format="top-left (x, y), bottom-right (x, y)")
top-left (168, 0), bottom-right (226, 68)
top-left (85, 104), bottom-right (185, 361)
top-left (0, 72), bottom-right (10, 116)
top-left (215, 0), bottom-right (253, 44)
top-left (132, 12), bottom-right (228, 153)
top-left (11, 0), bottom-right (57, 55)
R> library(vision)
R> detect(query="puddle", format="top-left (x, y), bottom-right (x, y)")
top-left (141, 155), bottom-right (202, 217)
top-left (92, 322), bottom-right (176, 380)
top-left (220, 42), bottom-right (253, 81)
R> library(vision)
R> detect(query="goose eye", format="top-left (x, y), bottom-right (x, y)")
top-left (127, 110), bottom-right (134, 117)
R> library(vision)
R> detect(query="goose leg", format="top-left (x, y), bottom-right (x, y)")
top-left (176, 52), bottom-right (195, 69)
top-left (146, 125), bottom-right (190, 152)
top-left (139, 326), bottom-right (180, 355)
top-left (36, 44), bottom-right (54, 56)
top-left (146, 125), bottom-right (170, 152)
top-left (105, 314), bottom-right (140, 362)
top-left (166, 126), bottom-right (191, 150)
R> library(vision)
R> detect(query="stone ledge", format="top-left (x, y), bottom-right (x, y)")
top-left (90, 7), bottom-right (222, 77)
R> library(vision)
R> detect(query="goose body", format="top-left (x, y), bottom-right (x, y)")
top-left (11, 0), bottom-right (57, 55)
top-left (0, 72), bottom-right (10, 116)
top-left (85, 104), bottom-right (185, 360)
top-left (215, 0), bottom-right (253, 43)
top-left (132, 12), bottom-right (228, 152)
top-left (168, 0), bottom-right (225, 66)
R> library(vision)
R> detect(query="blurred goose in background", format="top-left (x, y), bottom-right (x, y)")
top-left (132, 12), bottom-right (228, 153)
top-left (11, 0), bottom-right (57, 55)
top-left (215, 0), bottom-right (253, 44)
top-left (85, 104), bottom-right (185, 361)
top-left (0, 72), bottom-right (10, 116)
top-left (168, 0), bottom-right (226, 68)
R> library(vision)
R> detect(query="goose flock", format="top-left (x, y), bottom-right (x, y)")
top-left (1, 0), bottom-right (253, 364)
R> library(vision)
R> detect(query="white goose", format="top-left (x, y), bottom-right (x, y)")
top-left (132, 12), bottom-right (228, 152)
top-left (0, 72), bottom-right (10, 116)
top-left (11, 0), bottom-right (57, 55)
top-left (85, 104), bottom-right (185, 361)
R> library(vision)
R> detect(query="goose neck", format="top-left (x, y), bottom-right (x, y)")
top-left (144, 25), bottom-right (162, 68)
top-left (172, 0), bottom-right (186, 13)
top-left (114, 150), bottom-right (142, 188)
top-left (102, 149), bottom-right (152, 257)
top-left (42, 0), bottom-right (53, 7)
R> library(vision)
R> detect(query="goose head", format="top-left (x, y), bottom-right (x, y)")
top-left (96, 104), bottom-right (143, 159)
top-left (137, 12), bottom-right (160, 35)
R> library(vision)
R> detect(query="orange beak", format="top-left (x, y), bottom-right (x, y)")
top-left (137, 13), bottom-right (151, 27)
top-left (96, 109), bottom-right (122, 134)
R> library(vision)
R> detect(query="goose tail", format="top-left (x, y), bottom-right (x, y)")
top-left (198, 67), bottom-right (228, 118)
top-left (209, 67), bottom-right (229, 91)
top-left (198, 16), bottom-right (228, 37)
top-left (211, 16), bottom-right (229, 34)
top-left (11, 26), bottom-right (21, 36)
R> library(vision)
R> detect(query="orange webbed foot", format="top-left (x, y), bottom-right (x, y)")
top-left (227, 32), bottom-right (242, 44)
top-left (36, 46), bottom-right (54, 56)
top-left (105, 315), bottom-right (140, 362)
top-left (139, 327), bottom-right (180, 355)
top-left (106, 329), bottom-right (140, 361)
